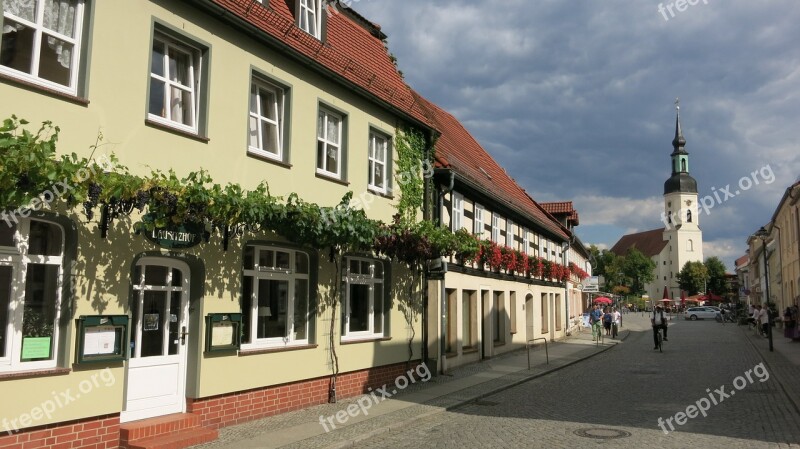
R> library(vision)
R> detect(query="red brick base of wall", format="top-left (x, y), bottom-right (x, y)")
top-left (0, 414), bottom-right (119, 449)
top-left (0, 360), bottom-right (421, 448)
top-left (187, 360), bottom-right (422, 429)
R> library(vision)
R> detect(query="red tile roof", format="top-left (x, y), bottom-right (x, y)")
top-left (541, 202), bottom-right (573, 214)
top-left (735, 255), bottom-right (749, 268)
top-left (541, 201), bottom-right (580, 226)
top-left (413, 92), bottom-right (568, 240)
top-left (209, 0), bottom-right (433, 128)
top-left (610, 228), bottom-right (667, 258)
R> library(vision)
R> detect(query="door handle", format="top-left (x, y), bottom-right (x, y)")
top-left (180, 326), bottom-right (188, 345)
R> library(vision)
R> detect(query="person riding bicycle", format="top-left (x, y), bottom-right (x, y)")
top-left (651, 304), bottom-right (669, 349)
top-left (589, 304), bottom-right (603, 341)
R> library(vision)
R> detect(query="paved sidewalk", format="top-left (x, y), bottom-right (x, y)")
top-left (193, 314), bottom-right (651, 449)
top-left (741, 321), bottom-right (800, 417)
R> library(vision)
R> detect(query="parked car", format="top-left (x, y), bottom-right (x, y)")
top-left (684, 306), bottom-right (718, 320)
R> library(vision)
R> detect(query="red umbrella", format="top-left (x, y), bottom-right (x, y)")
top-left (594, 296), bottom-right (612, 304)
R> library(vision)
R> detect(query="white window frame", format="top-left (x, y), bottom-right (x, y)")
top-left (298, 0), bottom-right (322, 38)
top-left (0, 0), bottom-right (85, 95)
top-left (342, 257), bottom-right (385, 340)
top-left (0, 219), bottom-right (64, 372)
top-left (522, 227), bottom-right (529, 255)
top-left (241, 246), bottom-right (310, 349)
top-left (368, 131), bottom-right (388, 194)
top-left (317, 108), bottom-right (343, 178)
top-left (148, 31), bottom-right (201, 134)
top-left (248, 77), bottom-right (284, 161)
top-left (474, 203), bottom-right (484, 237)
top-left (506, 219), bottom-right (514, 248)
top-left (491, 213), bottom-right (501, 243)
top-left (451, 192), bottom-right (464, 232)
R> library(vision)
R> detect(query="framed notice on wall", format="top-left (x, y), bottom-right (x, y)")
top-left (204, 313), bottom-right (242, 353)
top-left (76, 315), bottom-right (128, 364)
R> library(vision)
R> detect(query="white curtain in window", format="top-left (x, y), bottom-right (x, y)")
top-left (42, 0), bottom-right (76, 68)
top-left (3, 0), bottom-right (76, 68)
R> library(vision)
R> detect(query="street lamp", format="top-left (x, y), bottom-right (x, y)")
top-left (754, 226), bottom-right (773, 352)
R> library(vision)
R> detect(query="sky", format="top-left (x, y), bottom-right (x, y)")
top-left (350, 0), bottom-right (800, 271)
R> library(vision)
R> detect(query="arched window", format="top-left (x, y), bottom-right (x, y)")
top-left (687, 239), bottom-right (694, 251)
top-left (687, 210), bottom-right (692, 223)
top-left (681, 159), bottom-right (687, 172)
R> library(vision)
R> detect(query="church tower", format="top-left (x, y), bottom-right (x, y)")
top-left (662, 100), bottom-right (704, 297)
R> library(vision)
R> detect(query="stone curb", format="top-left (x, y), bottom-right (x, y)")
top-left (321, 330), bottom-right (628, 449)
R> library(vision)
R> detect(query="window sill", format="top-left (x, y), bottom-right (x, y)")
top-left (0, 367), bottom-right (71, 381)
top-left (238, 343), bottom-right (318, 356)
top-left (367, 188), bottom-right (394, 200)
top-left (247, 150), bottom-right (292, 169)
top-left (461, 347), bottom-right (479, 355)
top-left (0, 73), bottom-right (89, 106)
top-left (341, 336), bottom-right (391, 345)
top-left (315, 172), bottom-right (349, 186)
top-left (145, 119), bottom-right (210, 143)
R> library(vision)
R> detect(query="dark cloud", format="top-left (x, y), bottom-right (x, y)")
top-left (353, 0), bottom-right (800, 268)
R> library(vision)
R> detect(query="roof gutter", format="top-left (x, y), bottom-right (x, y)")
top-left (187, 0), bottom-right (434, 133)
top-left (435, 168), bottom-right (568, 242)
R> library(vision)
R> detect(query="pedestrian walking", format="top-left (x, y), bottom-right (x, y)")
top-left (603, 307), bottom-right (613, 336)
top-left (589, 304), bottom-right (603, 341)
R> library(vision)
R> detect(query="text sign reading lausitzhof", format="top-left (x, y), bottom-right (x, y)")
top-left (143, 223), bottom-right (206, 249)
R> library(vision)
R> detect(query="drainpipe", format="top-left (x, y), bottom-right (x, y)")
top-left (561, 240), bottom-right (571, 336)
top-left (436, 170), bottom-right (454, 374)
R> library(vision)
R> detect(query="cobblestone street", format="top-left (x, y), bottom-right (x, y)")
top-left (349, 316), bottom-right (800, 449)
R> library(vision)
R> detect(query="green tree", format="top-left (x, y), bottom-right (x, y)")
top-left (588, 245), bottom-right (624, 289)
top-left (621, 248), bottom-right (656, 296)
top-left (678, 261), bottom-right (708, 295)
top-left (704, 256), bottom-right (728, 296)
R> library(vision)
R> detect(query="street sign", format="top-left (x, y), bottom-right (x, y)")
top-left (582, 276), bottom-right (599, 292)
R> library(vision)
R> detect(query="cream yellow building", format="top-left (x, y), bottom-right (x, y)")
top-left (0, 0), bottom-right (435, 447)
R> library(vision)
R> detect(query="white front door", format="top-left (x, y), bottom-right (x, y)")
top-left (122, 258), bottom-right (190, 423)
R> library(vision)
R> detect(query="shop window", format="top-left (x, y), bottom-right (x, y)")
top-left (241, 245), bottom-right (310, 348)
top-left (462, 290), bottom-right (477, 350)
top-left (0, 219), bottom-right (64, 372)
top-left (445, 289), bottom-right (456, 353)
top-left (493, 291), bottom-right (503, 343)
top-left (540, 293), bottom-right (548, 333)
top-left (342, 257), bottom-right (386, 340)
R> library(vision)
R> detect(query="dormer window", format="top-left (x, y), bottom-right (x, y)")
top-left (298, 0), bottom-right (322, 38)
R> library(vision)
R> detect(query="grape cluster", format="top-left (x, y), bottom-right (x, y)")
top-left (185, 202), bottom-right (206, 224)
top-left (87, 183), bottom-right (102, 204)
top-left (83, 201), bottom-right (94, 221)
top-left (135, 190), bottom-right (150, 211)
top-left (162, 192), bottom-right (178, 214)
